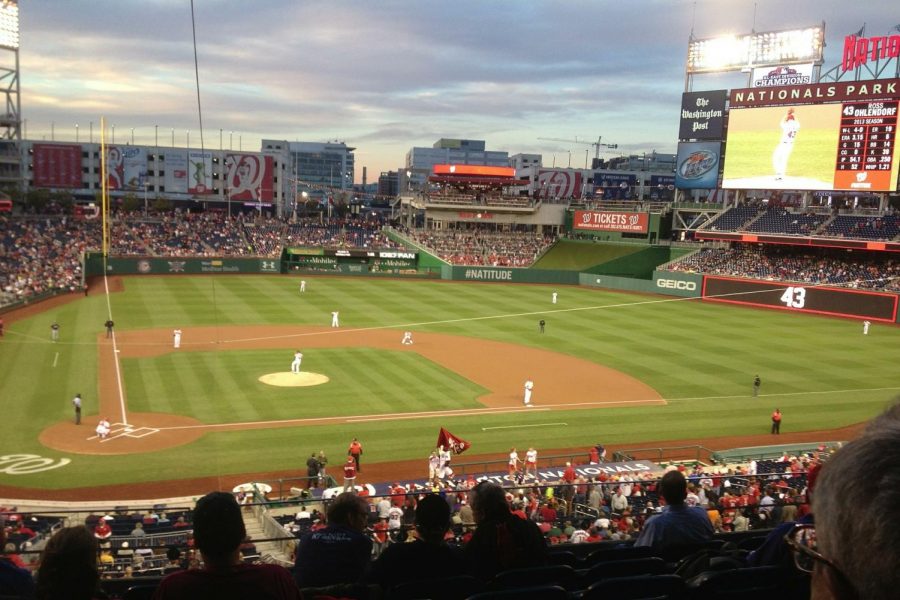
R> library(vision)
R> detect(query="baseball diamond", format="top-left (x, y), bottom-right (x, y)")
top-left (1, 272), bottom-right (897, 500)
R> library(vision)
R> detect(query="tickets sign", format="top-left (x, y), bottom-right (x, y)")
top-left (573, 210), bottom-right (649, 233)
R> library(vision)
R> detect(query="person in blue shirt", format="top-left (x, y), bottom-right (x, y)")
top-left (634, 470), bottom-right (714, 549)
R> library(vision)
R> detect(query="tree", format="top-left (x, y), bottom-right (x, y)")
top-left (121, 193), bottom-right (140, 213)
top-left (24, 188), bottom-right (51, 213)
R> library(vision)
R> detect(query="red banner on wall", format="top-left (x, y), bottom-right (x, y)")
top-left (32, 144), bottom-right (82, 188)
top-left (225, 154), bottom-right (274, 201)
top-left (573, 210), bottom-right (649, 233)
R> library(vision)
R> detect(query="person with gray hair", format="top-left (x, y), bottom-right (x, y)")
top-left (786, 402), bottom-right (900, 600)
top-left (293, 492), bottom-right (372, 588)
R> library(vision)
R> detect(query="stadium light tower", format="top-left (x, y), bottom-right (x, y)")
top-left (0, 0), bottom-right (21, 192)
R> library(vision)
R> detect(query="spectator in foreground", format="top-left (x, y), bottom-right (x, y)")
top-left (464, 481), bottom-right (547, 581)
top-left (368, 493), bottom-right (465, 590)
top-left (152, 491), bottom-right (301, 600)
top-left (634, 470), bottom-right (714, 550)
top-left (0, 523), bottom-right (35, 598)
top-left (293, 492), bottom-right (372, 589)
top-left (34, 526), bottom-right (100, 600)
top-left (796, 402), bottom-right (900, 600)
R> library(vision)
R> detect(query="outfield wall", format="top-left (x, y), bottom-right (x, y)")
top-left (81, 253), bottom-right (900, 321)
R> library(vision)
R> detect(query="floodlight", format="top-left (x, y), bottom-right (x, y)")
top-left (0, 0), bottom-right (18, 50)
top-left (687, 25), bottom-right (824, 74)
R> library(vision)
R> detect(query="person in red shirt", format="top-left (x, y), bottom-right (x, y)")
top-left (93, 519), bottom-right (112, 541)
top-left (389, 483), bottom-right (406, 507)
top-left (771, 408), bottom-right (782, 434)
top-left (348, 438), bottom-right (363, 473)
top-left (343, 456), bottom-right (357, 492)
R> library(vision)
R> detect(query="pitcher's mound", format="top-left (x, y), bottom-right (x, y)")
top-left (259, 372), bottom-right (330, 387)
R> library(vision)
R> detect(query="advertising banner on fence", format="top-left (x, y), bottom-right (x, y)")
top-left (225, 154), bottom-right (274, 202)
top-left (572, 210), bottom-right (649, 233)
top-left (679, 89), bottom-right (727, 140)
top-left (675, 141), bottom-right (721, 189)
top-left (652, 270), bottom-right (702, 297)
top-left (164, 151), bottom-right (189, 194)
top-left (32, 143), bottom-right (82, 188)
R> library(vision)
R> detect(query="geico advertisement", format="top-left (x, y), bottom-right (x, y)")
top-left (652, 272), bottom-right (702, 297)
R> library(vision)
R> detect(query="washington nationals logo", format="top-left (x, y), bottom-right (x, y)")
top-left (0, 454), bottom-right (71, 475)
top-left (225, 155), bottom-right (266, 201)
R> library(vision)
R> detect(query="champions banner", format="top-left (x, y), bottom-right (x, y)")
top-left (573, 210), bottom-right (649, 233)
top-left (437, 428), bottom-right (471, 454)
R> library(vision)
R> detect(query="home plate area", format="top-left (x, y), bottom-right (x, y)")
top-left (89, 423), bottom-right (160, 442)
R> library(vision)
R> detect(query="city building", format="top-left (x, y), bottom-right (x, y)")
top-left (402, 138), bottom-right (509, 192)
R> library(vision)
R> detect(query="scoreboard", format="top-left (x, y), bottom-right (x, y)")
top-left (835, 100), bottom-right (898, 190)
top-left (724, 79), bottom-right (900, 192)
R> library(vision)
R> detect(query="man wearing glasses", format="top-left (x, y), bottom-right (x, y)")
top-left (784, 402), bottom-right (900, 600)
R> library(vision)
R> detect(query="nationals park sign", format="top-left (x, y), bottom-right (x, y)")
top-left (573, 210), bottom-right (649, 233)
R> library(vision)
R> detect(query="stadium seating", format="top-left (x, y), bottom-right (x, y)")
top-left (581, 573), bottom-right (686, 600)
top-left (704, 206), bottom-right (761, 231)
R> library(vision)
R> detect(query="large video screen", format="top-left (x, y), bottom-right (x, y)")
top-left (723, 85), bottom-right (900, 191)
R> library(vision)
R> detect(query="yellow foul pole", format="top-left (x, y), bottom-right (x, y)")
top-left (100, 116), bottom-right (108, 258)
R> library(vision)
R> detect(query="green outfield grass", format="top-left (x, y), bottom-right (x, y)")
top-left (1, 275), bottom-right (898, 491)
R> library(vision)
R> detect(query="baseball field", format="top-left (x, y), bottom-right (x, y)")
top-left (1, 274), bottom-right (898, 498)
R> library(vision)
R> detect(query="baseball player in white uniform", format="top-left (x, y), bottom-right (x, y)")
top-left (331, 311), bottom-right (340, 327)
top-left (524, 447), bottom-right (538, 479)
top-left (401, 331), bottom-right (413, 345)
top-left (95, 417), bottom-right (111, 440)
top-left (291, 350), bottom-right (303, 374)
top-left (552, 292), bottom-right (558, 304)
top-left (863, 320), bottom-right (871, 335)
top-left (773, 108), bottom-right (800, 180)
top-left (523, 378), bottom-right (534, 406)
top-left (300, 280), bottom-right (306, 293)
top-left (438, 445), bottom-right (453, 479)
top-left (428, 451), bottom-right (441, 482)
top-left (173, 329), bottom-right (182, 349)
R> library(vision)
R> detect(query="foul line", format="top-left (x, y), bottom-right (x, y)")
top-left (483, 422), bottom-right (568, 431)
top-left (52, 352), bottom-right (59, 368)
top-left (140, 384), bottom-right (900, 436)
top-left (104, 274), bottom-right (129, 426)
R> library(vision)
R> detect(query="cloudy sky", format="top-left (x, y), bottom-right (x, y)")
top-left (17, 0), bottom-right (900, 181)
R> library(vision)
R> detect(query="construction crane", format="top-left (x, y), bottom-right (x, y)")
top-left (537, 136), bottom-right (618, 160)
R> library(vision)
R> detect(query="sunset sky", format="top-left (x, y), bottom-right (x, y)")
top-left (16, 0), bottom-right (899, 181)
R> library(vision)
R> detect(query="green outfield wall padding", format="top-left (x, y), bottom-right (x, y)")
top-left (84, 254), bottom-right (281, 276)
top-left (584, 246), bottom-right (694, 280)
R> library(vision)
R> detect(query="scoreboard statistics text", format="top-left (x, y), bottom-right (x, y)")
top-left (835, 100), bottom-right (898, 190)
